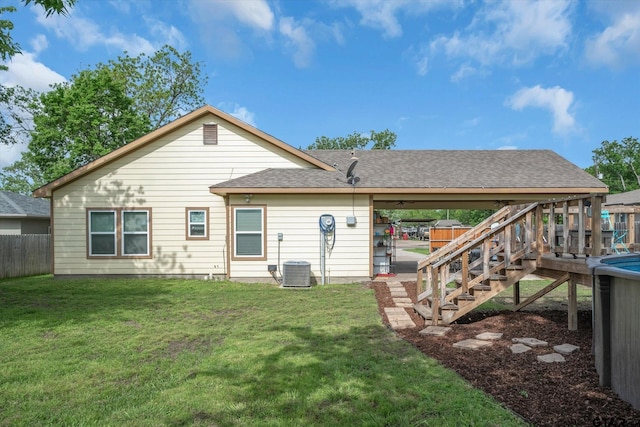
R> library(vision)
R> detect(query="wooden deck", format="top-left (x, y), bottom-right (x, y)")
top-left (414, 194), bottom-right (616, 330)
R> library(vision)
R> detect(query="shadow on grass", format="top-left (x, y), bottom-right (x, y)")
top-left (0, 275), bottom-right (174, 328)
top-left (172, 323), bottom-right (505, 426)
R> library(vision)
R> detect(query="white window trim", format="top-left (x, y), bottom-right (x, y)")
top-left (88, 210), bottom-right (117, 257)
top-left (186, 207), bottom-right (209, 240)
top-left (232, 206), bottom-right (266, 260)
top-left (121, 210), bottom-right (150, 257)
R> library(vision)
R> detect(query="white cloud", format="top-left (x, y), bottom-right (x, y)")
top-left (450, 63), bottom-right (480, 82)
top-left (332, 0), bottom-right (458, 39)
top-left (224, 0), bottom-right (274, 31)
top-left (0, 38), bottom-right (66, 168)
top-left (218, 103), bottom-right (257, 127)
top-left (30, 34), bottom-right (48, 54)
top-left (506, 85), bottom-right (576, 135)
top-left (0, 142), bottom-right (28, 169)
top-left (427, 0), bottom-right (572, 78)
top-left (497, 145), bottom-right (517, 150)
top-left (108, 0), bottom-right (131, 14)
top-left (187, 0), bottom-right (275, 61)
top-left (34, 7), bottom-right (177, 56)
top-left (279, 17), bottom-right (316, 68)
top-left (146, 18), bottom-right (188, 52)
top-left (0, 50), bottom-right (65, 92)
top-left (585, 6), bottom-right (640, 69)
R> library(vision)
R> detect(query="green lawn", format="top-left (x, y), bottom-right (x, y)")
top-left (405, 247), bottom-right (430, 256)
top-left (0, 276), bottom-right (527, 426)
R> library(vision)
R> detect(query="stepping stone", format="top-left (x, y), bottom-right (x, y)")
top-left (453, 339), bottom-right (493, 350)
top-left (475, 332), bottom-right (503, 340)
top-left (384, 307), bottom-right (416, 330)
top-left (390, 290), bottom-right (408, 297)
top-left (554, 343), bottom-right (580, 355)
top-left (419, 325), bottom-right (451, 336)
top-left (510, 343), bottom-right (532, 354)
top-left (512, 337), bottom-right (548, 347)
top-left (537, 353), bottom-right (566, 363)
top-left (392, 319), bottom-right (416, 329)
top-left (393, 297), bottom-right (413, 307)
top-left (386, 281), bottom-right (404, 288)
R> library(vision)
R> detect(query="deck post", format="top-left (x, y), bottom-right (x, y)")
top-left (562, 202), bottom-right (570, 253)
top-left (630, 213), bottom-right (636, 251)
top-left (513, 281), bottom-right (520, 306)
top-left (568, 273), bottom-right (578, 331)
top-left (549, 203), bottom-right (556, 254)
top-left (461, 251), bottom-right (469, 294)
top-left (535, 204), bottom-right (544, 262)
top-left (578, 198), bottom-right (585, 255)
top-left (591, 195), bottom-right (603, 256)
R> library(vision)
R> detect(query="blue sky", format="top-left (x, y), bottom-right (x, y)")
top-left (1, 0), bottom-right (639, 170)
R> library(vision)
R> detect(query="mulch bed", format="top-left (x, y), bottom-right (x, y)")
top-left (371, 281), bottom-right (640, 427)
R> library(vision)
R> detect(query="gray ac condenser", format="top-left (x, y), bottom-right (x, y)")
top-left (282, 261), bottom-right (311, 287)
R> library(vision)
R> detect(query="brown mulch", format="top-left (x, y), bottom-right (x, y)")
top-left (371, 281), bottom-right (640, 427)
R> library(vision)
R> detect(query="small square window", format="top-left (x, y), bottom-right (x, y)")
top-left (186, 208), bottom-right (209, 240)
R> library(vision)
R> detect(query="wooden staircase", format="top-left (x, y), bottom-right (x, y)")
top-left (415, 203), bottom-right (540, 325)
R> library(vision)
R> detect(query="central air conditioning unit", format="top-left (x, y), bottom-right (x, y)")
top-left (282, 260), bottom-right (311, 287)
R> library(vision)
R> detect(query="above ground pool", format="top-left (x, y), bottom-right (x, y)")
top-left (589, 254), bottom-right (640, 411)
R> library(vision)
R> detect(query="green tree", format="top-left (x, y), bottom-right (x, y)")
top-left (105, 45), bottom-right (207, 128)
top-left (591, 137), bottom-right (640, 193)
top-left (28, 66), bottom-right (151, 183)
top-left (1, 1), bottom-right (75, 70)
top-left (1, 46), bottom-right (207, 193)
top-left (308, 129), bottom-right (396, 150)
top-left (0, 152), bottom-right (44, 194)
top-left (451, 209), bottom-right (495, 226)
top-left (0, 85), bottom-right (40, 146)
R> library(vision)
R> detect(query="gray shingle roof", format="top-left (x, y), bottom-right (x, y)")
top-left (210, 150), bottom-right (607, 191)
top-left (604, 189), bottom-right (640, 206)
top-left (0, 191), bottom-right (50, 217)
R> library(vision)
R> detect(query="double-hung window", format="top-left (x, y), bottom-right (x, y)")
top-left (87, 208), bottom-right (151, 258)
top-left (122, 210), bottom-right (150, 256)
top-left (186, 208), bottom-right (209, 240)
top-left (89, 210), bottom-right (117, 256)
top-left (233, 206), bottom-right (265, 259)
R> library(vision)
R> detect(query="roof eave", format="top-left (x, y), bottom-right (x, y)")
top-left (209, 186), bottom-right (609, 197)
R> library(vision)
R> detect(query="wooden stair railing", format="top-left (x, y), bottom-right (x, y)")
top-left (415, 202), bottom-right (539, 325)
top-left (414, 194), bottom-right (607, 326)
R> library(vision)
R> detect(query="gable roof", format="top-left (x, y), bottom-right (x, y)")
top-left (33, 105), bottom-right (333, 198)
top-left (0, 191), bottom-right (50, 218)
top-left (604, 189), bottom-right (640, 206)
top-left (209, 149), bottom-right (608, 195)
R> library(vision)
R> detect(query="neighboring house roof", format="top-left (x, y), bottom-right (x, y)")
top-left (603, 189), bottom-right (640, 206)
top-left (210, 149), bottom-right (608, 194)
top-left (33, 105), bottom-right (333, 198)
top-left (0, 191), bottom-right (50, 218)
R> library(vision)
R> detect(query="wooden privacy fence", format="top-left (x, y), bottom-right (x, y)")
top-left (0, 234), bottom-right (51, 279)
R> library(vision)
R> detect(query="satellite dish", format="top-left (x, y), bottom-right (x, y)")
top-left (346, 160), bottom-right (359, 185)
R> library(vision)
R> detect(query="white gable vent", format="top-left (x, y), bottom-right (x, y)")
top-left (282, 261), bottom-right (311, 287)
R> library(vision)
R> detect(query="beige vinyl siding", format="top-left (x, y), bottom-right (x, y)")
top-left (228, 194), bottom-right (370, 281)
top-left (51, 113), bottom-right (312, 277)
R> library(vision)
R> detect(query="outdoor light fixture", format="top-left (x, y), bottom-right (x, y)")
top-left (244, 194), bottom-right (253, 203)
